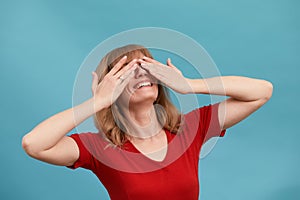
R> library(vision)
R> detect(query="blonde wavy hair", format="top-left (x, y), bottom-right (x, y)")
top-left (93, 44), bottom-right (182, 146)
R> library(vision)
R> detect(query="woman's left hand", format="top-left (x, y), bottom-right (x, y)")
top-left (139, 56), bottom-right (193, 94)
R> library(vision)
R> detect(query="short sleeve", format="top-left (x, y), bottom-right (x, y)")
top-left (66, 133), bottom-right (95, 170)
top-left (184, 102), bottom-right (227, 145)
top-left (199, 102), bottom-right (227, 143)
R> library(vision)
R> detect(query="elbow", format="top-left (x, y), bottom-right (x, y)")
top-left (261, 80), bottom-right (273, 102)
top-left (22, 134), bottom-right (32, 156)
top-left (264, 80), bottom-right (273, 100)
top-left (22, 134), bottom-right (39, 158)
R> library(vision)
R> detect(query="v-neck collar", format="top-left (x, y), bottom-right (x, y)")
top-left (123, 128), bottom-right (174, 163)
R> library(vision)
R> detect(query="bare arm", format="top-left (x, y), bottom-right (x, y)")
top-left (138, 57), bottom-right (273, 131)
top-left (22, 98), bottom-right (101, 166)
top-left (188, 76), bottom-right (273, 130)
top-left (22, 56), bottom-right (138, 166)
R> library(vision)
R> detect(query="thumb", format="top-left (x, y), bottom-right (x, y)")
top-left (167, 58), bottom-right (182, 75)
top-left (167, 58), bottom-right (175, 68)
top-left (91, 72), bottom-right (98, 94)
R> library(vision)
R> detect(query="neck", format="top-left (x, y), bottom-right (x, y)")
top-left (120, 102), bottom-right (163, 139)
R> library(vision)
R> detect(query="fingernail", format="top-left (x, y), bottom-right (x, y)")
top-left (123, 55), bottom-right (127, 59)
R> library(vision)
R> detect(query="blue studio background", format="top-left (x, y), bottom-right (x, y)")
top-left (1, 0), bottom-right (299, 199)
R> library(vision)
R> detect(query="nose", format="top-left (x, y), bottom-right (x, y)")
top-left (134, 65), bottom-right (148, 78)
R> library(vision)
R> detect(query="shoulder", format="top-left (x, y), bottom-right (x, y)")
top-left (69, 132), bottom-right (101, 140)
top-left (68, 132), bottom-right (110, 151)
top-left (183, 103), bottom-right (218, 123)
top-left (182, 103), bottom-right (224, 136)
top-left (69, 132), bottom-right (100, 143)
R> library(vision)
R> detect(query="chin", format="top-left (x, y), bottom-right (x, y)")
top-left (130, 95), bottom-right (157, 105)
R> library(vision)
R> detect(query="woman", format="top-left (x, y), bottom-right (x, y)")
top-left (22, 44), bottom-right (273, 199)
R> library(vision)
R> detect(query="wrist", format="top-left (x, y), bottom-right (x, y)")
top-left (185, 78), bottom-right (196, 94)
top-left (87, 97), bottom-right (106, 113)
top-left (186, 78), bottom-right (206, 94)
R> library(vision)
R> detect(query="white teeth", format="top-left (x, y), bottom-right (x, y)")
top-left (137, 81), bottom-right (152, 89)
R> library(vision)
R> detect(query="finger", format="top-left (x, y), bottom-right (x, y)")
top-left (138, 59), bottom-right (155, 67)
top-left (108, 55), bottom-right (127, 76)
top-left (140, 63), bottom-right (152, 72)
top-left (91, 72), bottom-right (98, 94)
top-left (118, 63), bottom-right (138, 81)
top-left (139, 63), bottom-right (172, 88)
top-left (140, 63), bottom-right (167, 79)
top-left (140, 63), bottom-right (160, 73)
top-left (167, 58), bottom-right (176, 68)
top-left (167, 58), bottom-right (182, 74)
top-left (140, 62), bottom-right (165, 73)
top-left (115, 59), bottom-right (137, 79)
top-left (142, 56), bottom-right (161, 65)
top-left (119, 65), bottom-right (138, 86)
top-left (138, 59), bottom-right (148, 64)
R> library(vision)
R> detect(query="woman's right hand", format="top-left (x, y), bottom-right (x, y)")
top-left (22, 56), bottom-right (139, 166)
top-left (91, 56), bottom-right (138, 111)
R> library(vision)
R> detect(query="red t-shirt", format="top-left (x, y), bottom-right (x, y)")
top-left (67, 103), bottom-right (226, 200)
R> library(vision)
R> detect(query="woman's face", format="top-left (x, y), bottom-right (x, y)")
top-left (116, 52), bottom-right (159, 108)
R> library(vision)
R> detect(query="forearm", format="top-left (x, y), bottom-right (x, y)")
top-left (22, 98), bottom-right (101, 153)
top-left (188, 76), bottom-right (273, 101)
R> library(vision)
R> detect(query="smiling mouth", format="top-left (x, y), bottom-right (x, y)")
top-left (134, 81), bottom-right (154, 89)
